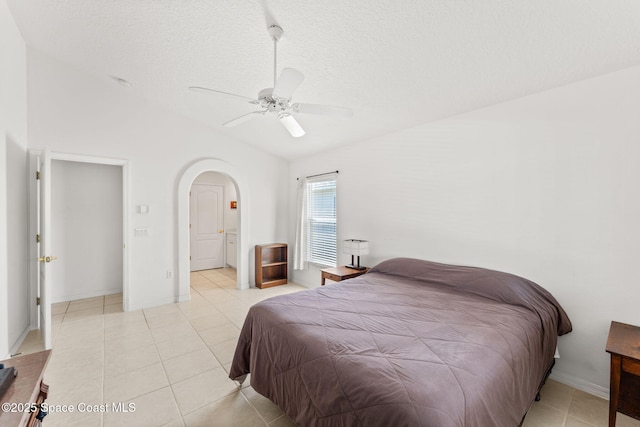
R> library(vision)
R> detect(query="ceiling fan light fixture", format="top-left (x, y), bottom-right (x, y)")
top-left (278, 113), bottom-right (305, 137)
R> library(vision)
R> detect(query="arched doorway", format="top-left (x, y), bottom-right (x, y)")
top-left (177, 159), bottom-right (249, 302)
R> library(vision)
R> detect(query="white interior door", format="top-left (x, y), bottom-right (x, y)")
top-left (190, 184), bottom-right (224, 271)
top-left (37, 149), bottom-right (54, 349)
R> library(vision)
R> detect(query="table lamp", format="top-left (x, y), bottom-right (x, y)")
top-left (343, 239), bottom-right (369, 270)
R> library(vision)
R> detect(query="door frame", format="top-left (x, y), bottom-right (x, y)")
top-left (29, 150), bottom-right (130, 329)
top-left (177, 158), bottom-right (249, 300)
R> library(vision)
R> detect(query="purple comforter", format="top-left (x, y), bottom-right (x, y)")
top-left (230, 258), bottom-right (572, 427)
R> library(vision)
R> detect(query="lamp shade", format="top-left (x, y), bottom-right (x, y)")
top-left (343, 239), bottom-right (369, 256)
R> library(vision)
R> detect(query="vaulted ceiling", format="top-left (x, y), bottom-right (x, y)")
top-left (7, 1), bottom-right (640, 159)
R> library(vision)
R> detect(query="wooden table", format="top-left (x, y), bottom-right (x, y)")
top-left (321, 266), bottom-right (369, 285)
top-left (0, 350), bottom-right (51, 427)
top-left (606, 321), bottom-right (640, 427)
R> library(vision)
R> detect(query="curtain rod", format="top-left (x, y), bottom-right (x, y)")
top-left (296, 170), bottom-right (339, 181)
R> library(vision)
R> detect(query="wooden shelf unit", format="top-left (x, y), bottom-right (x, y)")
top-left (255, 243), bottom-right (288, 288)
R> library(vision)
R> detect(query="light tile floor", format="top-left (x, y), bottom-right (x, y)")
top-left (16, 268), bottom-right (640, 427)
top-left (523, 379), bottom-right (640, 427)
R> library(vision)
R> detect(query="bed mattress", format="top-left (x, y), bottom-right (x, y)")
top-left (230, 258), bottom-right (572, 426)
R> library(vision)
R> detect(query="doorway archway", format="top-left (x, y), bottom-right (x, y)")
top-left (177, 158), bottom-right (249, 301)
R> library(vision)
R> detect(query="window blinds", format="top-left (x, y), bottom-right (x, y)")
top-left (305, 175), bottom-right (337, 266)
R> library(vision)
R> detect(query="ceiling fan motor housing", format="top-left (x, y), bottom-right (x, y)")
top-left (258, 88), bottom-right (291, 113)
top-left (267, 24), bottom-right (284, 41)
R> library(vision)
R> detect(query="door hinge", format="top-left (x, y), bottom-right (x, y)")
top-left (189, 255), bottom-right (191, 261)
top-left (36, 297), bottom-right (41, 305)
top-left (36, 234), bottom-right (41, 243)
top-left (189, 224), bottom-right (192, 229)
top-left (36, 171), bottom-right (40, 180)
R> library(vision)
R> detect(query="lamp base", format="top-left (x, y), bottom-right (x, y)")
top-left (346, 264), bottom-right (367, 271)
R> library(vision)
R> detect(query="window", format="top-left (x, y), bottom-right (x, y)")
top-left (305, 176), bottom-right (337, 266)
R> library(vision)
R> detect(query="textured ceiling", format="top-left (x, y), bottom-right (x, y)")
top-left (7, 1), bottom-right (640, 160)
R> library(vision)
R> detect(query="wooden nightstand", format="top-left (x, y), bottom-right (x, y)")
top-left (320, 266), bottom-right (369, 286)
top-left (606, 321), bottom-right (640, 427)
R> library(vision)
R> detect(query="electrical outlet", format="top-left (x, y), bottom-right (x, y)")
top-left (166, 271), bottom-right (173, 279)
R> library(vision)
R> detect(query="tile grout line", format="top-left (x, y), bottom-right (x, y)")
top-left (146, 271), bottom-right (232, 424)
top-left (162, 298), bottom-right (198, 423)
top-left (559, 386), bottom-right (575, 427)
top-left (188, 275), bottom-right (240, 368)
top-left (203, 271), bottom-right (280, 426)
top-left (140, 302), bottom-right (185, 424)
top-left (108, 302), bottom-right (180, 425)
top-left (237, 388), bottom-right (271, 427)
top-left (170, 272), bottom-right (248, 421)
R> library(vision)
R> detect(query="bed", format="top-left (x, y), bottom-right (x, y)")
top-left (229, 258), bottom-right (572, 426)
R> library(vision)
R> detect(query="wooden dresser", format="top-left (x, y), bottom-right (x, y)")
top-left (0, 350), bottom-right (51, 426)
top-left (606, 321), bottom-right (640, 427)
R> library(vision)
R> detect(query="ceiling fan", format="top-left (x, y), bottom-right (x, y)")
top-left (188, 2), bottom-right (353, 138)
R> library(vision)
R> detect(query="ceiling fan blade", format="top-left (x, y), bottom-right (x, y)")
top-left (223, 111), bottom-right (265, 127)
top-left (278, 114), bottom-right (305, 137)
top-left (189, 86), bottom-right (256, 103)
top-left (293, 103), bottom-right (354, 118)
top-left (273, 68), bottom-right (305, 99)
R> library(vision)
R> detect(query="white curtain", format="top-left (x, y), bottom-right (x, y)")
top-left (293, 178), bottom-right (308, 270)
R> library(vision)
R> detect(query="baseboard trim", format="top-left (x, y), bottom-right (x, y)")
top-left (288, 275), bottom-right (316, 289)
top-left (126, 295), bottom-right (179, 312)
top-left (51, 287), bottom-right (122, 304)
top-left (177, 293), bottom-right (191, 303)
top-left (8, 325), bottom-right (32, 357)
top-left (550, 370), bottom-right (609, 400)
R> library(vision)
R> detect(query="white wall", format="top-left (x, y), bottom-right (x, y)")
top-left (1, 0), bottom-right (29, 358)
top-left (26, 49), bottom-right (289, 310)
top-left (290, 65), bottom-right (640, 396)
top-left (51, 160), bottom-right (123, 302)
